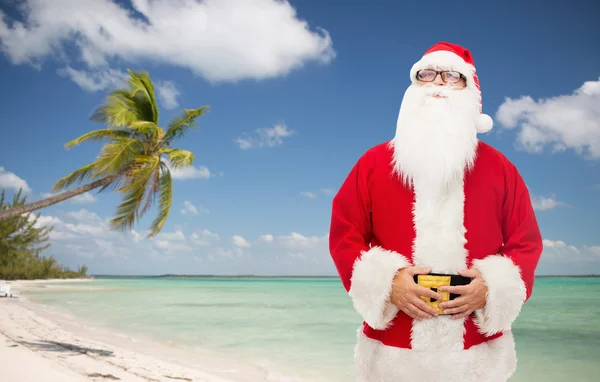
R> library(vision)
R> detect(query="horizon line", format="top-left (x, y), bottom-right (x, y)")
top-left (89, 274), bottom-right (600, 278)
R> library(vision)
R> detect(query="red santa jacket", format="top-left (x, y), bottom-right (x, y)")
top-left (329, 140), bottom-right (543, 350)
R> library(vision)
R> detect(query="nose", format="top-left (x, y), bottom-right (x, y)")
top-left (432, 73), bottom-right (445, 86)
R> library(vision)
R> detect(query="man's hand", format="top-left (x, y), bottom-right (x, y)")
top-left (390, 267), bottom-right (443, 320)
top-left (438, 268), bottom-right (487, 319)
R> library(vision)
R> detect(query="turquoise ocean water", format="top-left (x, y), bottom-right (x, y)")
top-left (24, 277), bottom-right (600, 381)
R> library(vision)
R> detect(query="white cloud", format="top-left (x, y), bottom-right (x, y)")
top-left (0, 167), bottom-right (31, 193)
top-left (586, 246), bottom-right (600, 257)
top-left (236, 122), bottom-right (294, 149)
top-left (131, 230), bottom-right (143, 243)
top-left (276, 232), bottom-right (326, 249)
top-left (192, 229), bottom-right (220, 246)
top-left (536, 239), bottom-right (600, 275)
top-left (168, 165), bottom-right (212, 180)
top-left (57, 67), bottom-right (127, 92)
top-left (94, 238), bottom-right (120, 257)
top-left (259, 234), bottom-right (274, 243)
top-left (542, 239), bottom-right (579, 252)
top-left (541, 239), bottom-right (600, 261)
top-left (209, 247), bottom-right (243, 259)
top-left (0, 0), bottom-right (335, 87)
top-left (71, 192), bottom-right (97, 204)
top-left (67, 209), bottom-right (103, 223)
top-left (300, 189), bottom-right (336, 199)
top-left (180, 201), bottom-right (201, 216)
top-left (232, 235), bottom-right (250, 248)
top-left (155, 230), bottom-right (186, 241)
top-left (62, 222), bottom-right (103, 237)
top-left (496, 78), bottom-right (600, 159)
top-left (64, 223), bottom-right (109, 237)
top-left (28, 210), bottom-right (336, 275)
top-left (154, 240), bottom-right (170, 249)
top-left (156, 80), bottom-right (180, 110)
top-left (531, 194), bottom-right (567, 211)
top-left (25, 213), bottom-right (61, 229)
top-left (196, 229), bottom-right (220, 241)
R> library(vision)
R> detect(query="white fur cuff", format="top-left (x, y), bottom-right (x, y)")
top-left (472, 255), bottom-right (527, 336)
top-left (348, 246), bottom-right (412, 330)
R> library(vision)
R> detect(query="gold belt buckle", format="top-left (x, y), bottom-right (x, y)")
top-left (416, 275), bottom-right (451, 314)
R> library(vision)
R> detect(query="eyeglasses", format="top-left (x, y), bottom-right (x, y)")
top-left (416, 69), bottom-right (465, 84)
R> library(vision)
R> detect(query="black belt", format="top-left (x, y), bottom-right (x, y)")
top-left (413, 273), bottom-right (472, 314)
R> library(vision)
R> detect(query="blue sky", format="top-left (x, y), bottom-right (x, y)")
top-left (0, 0), bottom-right (598, 276)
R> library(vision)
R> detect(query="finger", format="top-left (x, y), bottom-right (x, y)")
top-left (439, 285), bottom-right (469, 295)
top-left (458, 269), bottom-right (479, 278)
top-left (401, 307), bottom-right (419, 320)
top-left (441, 304), bottom-right (469, 315)
top-left (411, 297), bottom-right (439, 317)
top-left (452, 309), bottom-right (474, 320)
top-left (414, 285), bottom-right (443, 301)
top-left (407, 303), bottom-right (432, 319)
top-left (408, 267), bottom-right (432, 276)
top-left (438, 296), bottom-right (465, 309)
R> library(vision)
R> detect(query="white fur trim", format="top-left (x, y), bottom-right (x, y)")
top-left (410, 176), bottom-right (470, 350)
top-left (472, 255), bottom-right (527, 336)
top-left (348, 246), bottom-right (412, 330)
top-left (476, 113), bottom-right (493, 133)
top-left (410, 50), bottom-right (477, 91)
top-left (355, 329), bottom-right (517, 382)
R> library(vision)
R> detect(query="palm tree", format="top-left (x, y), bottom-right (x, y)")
top-left (0, 70), bottom-right (208, 238)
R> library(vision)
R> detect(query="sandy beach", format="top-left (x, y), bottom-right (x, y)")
top-left (0, 279), bottom-right (274, 382)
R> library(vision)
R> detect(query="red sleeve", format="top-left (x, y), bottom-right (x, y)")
top-left (329, 150), bottom-right (412, 330)
top-left (329, 154), bottom-right (373, 292)
top-left (500, 161), bottom-right (544, 301)
top-left (472, 159), bottom-right (543, 336)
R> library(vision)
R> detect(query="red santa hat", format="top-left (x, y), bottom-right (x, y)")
top-left (409, 42), bottom-right (493, 134)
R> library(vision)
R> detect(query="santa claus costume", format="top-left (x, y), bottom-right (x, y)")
top-left (329, 42), bottom-right (543, 382)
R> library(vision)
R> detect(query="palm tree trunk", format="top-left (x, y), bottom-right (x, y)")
top-left (0, 174), bottom-right (122, 221)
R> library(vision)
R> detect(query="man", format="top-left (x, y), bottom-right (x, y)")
top-left (329, 42), bottom-right (543, 381)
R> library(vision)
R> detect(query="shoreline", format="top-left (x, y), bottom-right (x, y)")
top-left (0, 279), bottom-right (281, 382)
top-left (91, 274), bottom-right (600, 278)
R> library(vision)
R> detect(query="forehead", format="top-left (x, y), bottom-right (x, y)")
top-left (423, 64), bottom-right (459, 72)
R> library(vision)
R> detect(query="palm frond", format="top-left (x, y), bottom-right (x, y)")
top-left (128, 121), bottom-right (160, 137)
top-left (95, 137), bottom-right (145, 175)
top-left (51, 163), bottom-right (100, 192)
top-left (126, 70), bottom-right (159, 124)
top-left (111, 156), bottom-right (160, 227)
top-left (109, 182), bottom-right (146, 233)
top-left (159, 148), bottom-right (194, 169)
top-left (90, 71), bottom-right (159, 128)
top-left (64, 128), bottom-right (133, 149)
top-left (117, 156), bottom-right (160, 194)
top-left (138, 160), bottom-right (162, 218)
top-left (147, 162), bottom-right (172, 237)
top-left (90, 89), bottom-right (140, 128)
top-left (163, 106), bottom-right (209, 145)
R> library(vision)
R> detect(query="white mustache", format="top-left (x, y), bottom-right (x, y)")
top-left (420, 85), bottom-right (455, 98)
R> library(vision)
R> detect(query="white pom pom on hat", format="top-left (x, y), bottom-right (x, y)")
top-left (410, 41), bottom-right (494, 134)
top-left (476, 113), bottom-right (493, 134)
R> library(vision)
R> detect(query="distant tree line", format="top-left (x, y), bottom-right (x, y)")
top-left (0, 189), bottom-right (88, 280)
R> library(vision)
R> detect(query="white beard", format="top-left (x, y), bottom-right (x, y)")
top-left (390, 83), bottom-right (480, 191)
